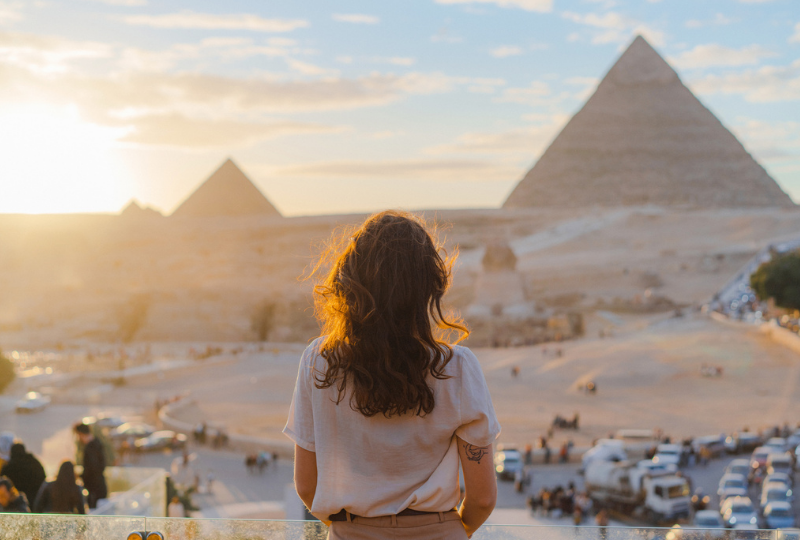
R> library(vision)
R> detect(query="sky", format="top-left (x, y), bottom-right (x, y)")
top-left (0, 0), bottom-right (798, 216)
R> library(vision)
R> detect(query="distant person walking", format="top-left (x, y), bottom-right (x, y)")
top-left (0, 443), bottom-right (45, 507)
top-left (33, 461), bottom-right (85, 514)
top-left (285, 211), bottom-right (500, 539)
top-left (74, 424), bottom-right (107, 509)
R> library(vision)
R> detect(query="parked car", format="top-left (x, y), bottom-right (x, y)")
top-left (692, 510), bottom-right (726, 538)
top-left (494, 447), bottom-right (523, 481)
top-left (725, 459), bottom-right (752, 479)
top-left (653, 444), bottom-right (683, 467)
top-left (765, 473), bottom-right (793, 491)
top-left (110, 422), bottom-right (156, 441)
top-left (726, 433), bottom-right (763, 454)
top-left (787, 431), bottom-right (800, 449)
top-left (82, 414), bottom-right (128, 430)
top-left (768, 454), bottom-right (794, 477)
top-left (693, 435), bottom-right (726, 458)
top-left (718, 474), bottom-right (748, 502)
top-left (720, 496), bottom-right (758, 528)
top-left (752, 446), bottom-right (781, 470)
top-left (15, 391), bottom-right (50, 413)
top-left (764, 502), bottom-right (795, 530)
top-left (134, 430), bottom-right (187, 452)
top-left (765, 438), bottom-right (789, 453)
top-left (761, 482), bottom-right (793, 510)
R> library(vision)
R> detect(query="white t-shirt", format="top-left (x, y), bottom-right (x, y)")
top-left (167, 501), bottom-right (185, 518)
top-left (283, 338), bottom-right (501, 520)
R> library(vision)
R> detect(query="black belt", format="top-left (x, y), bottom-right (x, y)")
top-left (329, 508), bottom-right (452, 522)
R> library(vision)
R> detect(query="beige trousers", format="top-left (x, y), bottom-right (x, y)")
top-left (327, 510), bottom-right (468, 540)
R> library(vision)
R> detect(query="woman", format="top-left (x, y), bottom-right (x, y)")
top-left (284, 211), bottom-right (500, 539)
top-left (33, 461), bottom-right (85, 514)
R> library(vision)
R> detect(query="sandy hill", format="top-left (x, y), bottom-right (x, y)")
top-left (504, 36), bottom-right (794, 209)
top-left (0, 206), bottom-right (799, 345)
top-left (171, 159), bottom-right (281, 218)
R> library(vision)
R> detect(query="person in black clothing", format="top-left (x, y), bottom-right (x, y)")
top-left (34, 461), bottom-right (85, 514)
top-left (74, 424), bottom-right (107, 509)
top-left (0, 476), bottom-right (30, 513)
top-left (0, 443), bottom-right (45, 507)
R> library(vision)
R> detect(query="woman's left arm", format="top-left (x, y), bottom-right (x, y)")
top-left (294, 444), bottom-right (329, 523)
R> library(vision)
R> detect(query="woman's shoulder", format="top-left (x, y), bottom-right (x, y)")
top-left (300, 337), bottom-right (325, 363)
top-left (445, 344), bottom-right (481, 374)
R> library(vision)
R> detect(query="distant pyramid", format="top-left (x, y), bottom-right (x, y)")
top-left (120, 199), bottom-right (163, 219)
top-left (172, 159), bottom-right (281, 218)
top-left (504, 35), bottom-right (794, 209)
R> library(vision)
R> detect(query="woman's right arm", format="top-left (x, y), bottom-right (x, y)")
top-left (457, 436), bottom-right (497, 538)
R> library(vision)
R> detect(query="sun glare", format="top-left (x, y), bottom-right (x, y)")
top-left (0, 104), bottom-right (132, 214)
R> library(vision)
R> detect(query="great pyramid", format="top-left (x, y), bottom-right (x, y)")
top-left (504, 36), bottom-right (794, 209)
top-left (172, 159), bottom-right (281, 218)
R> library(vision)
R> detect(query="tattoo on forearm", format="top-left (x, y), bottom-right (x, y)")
top-left (462, 443), bottom-right (490, 464)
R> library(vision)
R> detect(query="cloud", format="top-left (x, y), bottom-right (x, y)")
top-left (565, 76), bottom-right (599, 100)
top-left (119, 113), bottom-right (343, 147)
top-left (729, 117), bottom-right (800, 161)
top-left (285, 58), bottom-right (339, 76)
top-left (669, 44), bottom-right (777, 70)
top-left (684, 13), bottom-right (733, 29)
top-left (491, 45), bottom-right (523, 58)
top-left (0, 31), bottom-right (114, 74)
top-left (425, 114), bottom-right (568, 156)
top-left (690, 59), bottom-right (800, 102)
top-left (561, 10), bottom-right (664, 47)
top-left (117, 37), bottom-right (294, 72)
top-left (0, 2), bottom-right (24, 25)
top-left (372, 56), bottom-right (416, 66)
top-left (276, 158), bottom-right (521, 182)
top-left (791, 22), bottom-right (800, 44)
top-left (86, 0), bottom-right (147, 5)
top-left (435, 0), bottom-right (552, 12)
top-left (332, 13), bottom-right (379, 24)
top-left (494, 81), bottom-right (568, 106)
top-left (121, 10), bottom-right (309, 32)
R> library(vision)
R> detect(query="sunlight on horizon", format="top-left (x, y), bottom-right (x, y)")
top-left (0, 104), bottom-right (133, 214)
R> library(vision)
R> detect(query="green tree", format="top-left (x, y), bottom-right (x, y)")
top-left (0, 349), bottom-right (15, 394)
top-left (750, 250), bottom-right (800, 310)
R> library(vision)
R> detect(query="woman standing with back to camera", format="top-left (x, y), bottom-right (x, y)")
top-left (284, 211), bottom-right (500, 539)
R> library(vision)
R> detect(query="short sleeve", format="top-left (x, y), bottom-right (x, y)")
top-left (282, 341), bottom-right (319, 452)
top-left (454, 347), bottom-right (501, 447)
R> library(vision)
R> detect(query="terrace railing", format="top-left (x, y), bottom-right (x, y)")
top-left (0, 514), bottom-right (787, 540)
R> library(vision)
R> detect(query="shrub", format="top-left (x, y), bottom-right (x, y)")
top-left (751, 250), bottom-right (800, 311)
top-left (0, 349), bottom-right (14, 394)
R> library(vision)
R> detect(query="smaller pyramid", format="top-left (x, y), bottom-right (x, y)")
top-left (120, 199), bottom-right (163, 219)
top-left (171, 159), bottom-right (281, 218)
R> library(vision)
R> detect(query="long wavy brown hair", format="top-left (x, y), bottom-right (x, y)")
top-left (311, 210), bottom-right (469, 418)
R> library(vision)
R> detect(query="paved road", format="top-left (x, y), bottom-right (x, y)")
top-left (4, 392), bottom-right (799, 528)
top-left (503, 453), bottom-right (800, 527)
